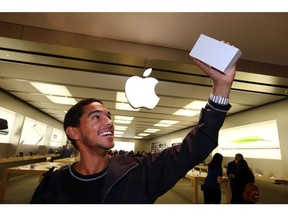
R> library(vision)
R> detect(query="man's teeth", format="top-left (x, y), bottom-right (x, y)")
top-left (100, 131), bottom-right (112, 136)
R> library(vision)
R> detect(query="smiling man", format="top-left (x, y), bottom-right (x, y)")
top-left (31, 57), bottom-right (236, 204)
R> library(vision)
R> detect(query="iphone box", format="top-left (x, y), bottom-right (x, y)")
top-left (189, 34), bottom-right (242, 73)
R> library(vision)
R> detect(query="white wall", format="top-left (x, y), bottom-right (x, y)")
top-left (0, 89), bottom-right (65, 157)
top-left (221, 98), bottom-right (288, 178)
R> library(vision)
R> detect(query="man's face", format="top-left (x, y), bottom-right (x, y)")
top-left (76, 102), bottom-right (114, 154)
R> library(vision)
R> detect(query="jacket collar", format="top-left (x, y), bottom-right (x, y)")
top-left (101, 156), bottom-right (139, 202)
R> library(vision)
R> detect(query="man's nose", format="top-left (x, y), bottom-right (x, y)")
top-left (104, 116), bottom-right (113, 125)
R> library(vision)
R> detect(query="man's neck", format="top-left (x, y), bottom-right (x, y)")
top-left (75, 153), bottom-right (109, 175)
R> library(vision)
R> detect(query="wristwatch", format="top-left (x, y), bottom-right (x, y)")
top-left (209, 94), bottom-right (229, 105)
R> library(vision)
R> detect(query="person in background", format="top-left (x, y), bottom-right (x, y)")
top-left (202, 153), bottom-right (227, 204)
top-left (226, 153), bottom-right (244, 198)
top-left (59, 145), bottom-right (73, 158)
top-left (231, 159), bottom-right (259, 204)
top-left (30, 50), bottom-right (237, 204)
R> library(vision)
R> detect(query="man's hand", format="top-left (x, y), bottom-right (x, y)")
top-left (193, 55), bottom-right (236, 98)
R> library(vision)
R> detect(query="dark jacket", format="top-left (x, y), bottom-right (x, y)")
top-left (31, 102), bottom-right (230, 204)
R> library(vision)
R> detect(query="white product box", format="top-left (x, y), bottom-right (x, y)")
top-left (189, 34), bottom-right (242, 73)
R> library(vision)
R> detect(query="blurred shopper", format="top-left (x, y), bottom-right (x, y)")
top-left (226, 153), bottom-right (244, 201)
top-left (231, 159), bottom-right (259, 204)
top-left (59, 145), bottom-right (73, 158)
top-left (202, 153), bottom-right (227, 204)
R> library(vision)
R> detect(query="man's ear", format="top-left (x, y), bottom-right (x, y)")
top-left (66, 127), bottom-right (79, 140)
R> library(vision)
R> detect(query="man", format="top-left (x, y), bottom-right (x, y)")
top-left (59, 145), bottom-right (73, 158)
top-left (226, 153), bottom-right (244, 198)
top-left (30, 57), bottom-right (236, 204)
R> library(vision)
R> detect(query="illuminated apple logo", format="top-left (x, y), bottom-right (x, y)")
top-left (125, 68), bottom-right (159, 109)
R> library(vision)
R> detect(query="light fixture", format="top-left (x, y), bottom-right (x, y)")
top-left (114, 116), bottom-right (134, 124)
top-left (114, 125), bottom-right (128, 131)
top-left (144, 128), bottom-right (160, 133)
top-left (114, 131), bottom-right (124, 135)
top-left (46, 96), bottom-right (77, 105)
top-left (137, 133), bottom-right (150, 137)
top-left (154, 120), bottom-right (179, 127)
top-left (173, 101), bottom-right (206, 116)
top-left (114, 131), bottom-right (124, 137)
top-left (114, 134), bottom-right (123, 138)
top-left (173, 109), bottom-right (199, 117)
top-left (30, 82), bottom-right (77, 105)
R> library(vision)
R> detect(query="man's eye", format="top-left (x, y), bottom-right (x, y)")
top-left (92, 115), bottom-right (100, 120)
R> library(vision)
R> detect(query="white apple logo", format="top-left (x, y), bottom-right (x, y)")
top-left (125, 68), bottom-right (159, 109)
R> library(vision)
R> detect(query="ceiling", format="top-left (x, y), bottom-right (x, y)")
top-left (0, 13), bottom-right (287, 140)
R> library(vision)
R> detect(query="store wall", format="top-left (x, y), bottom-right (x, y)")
top-left (222, 98), bottom-right (288, 178)
top-left (0, 89), bottom-right (65, 157)
top-left (150, 99), bottom-right (288, 179)
top-left (221, 99), bottom-right (288, 203)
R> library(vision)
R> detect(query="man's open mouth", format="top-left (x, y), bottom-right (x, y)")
top-left (99, 131), bottom-right (113, 136)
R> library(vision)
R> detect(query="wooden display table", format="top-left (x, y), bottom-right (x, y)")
top-left (185, 170), bottom-right (230, 204)
top-left (185, 170), bottom-right (207, 204)
top-left (0, 161), bottom-right (64, 201)
top-left (53, 156), bottom-right (79, 164)
top-left (0, 154), bottom-right (59, 164)
top-left (255, 175), bottom-right (287, 184)
top-left (195, 165), bottom-right (287, 185)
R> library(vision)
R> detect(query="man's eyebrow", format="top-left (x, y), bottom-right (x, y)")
top-left (87, 110), bottom-right (111, 117)
top-left (87, 110), bottom-right (101, 117)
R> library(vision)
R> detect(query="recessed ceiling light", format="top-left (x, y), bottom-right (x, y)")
top-left (47, 96), bottom-right (77, 105)
top-left (115, 102), bottom-right (140, 111)
top-left (144, 128), bottom-right (160, 133)
top-left (185, 101), bottom-right (207, 110)
top-left (138, 133), bottom-right (150, 137)
top-left (114, 131), bottom-right (124, 135)
top-left (173, 100), bottom-right (206, 116)
top-left (116, 92), bottom-right (128, 102)
top-left (114, 134), bottom-right (123, 138)
top-left (173, 109), bottom-right (199, 117)
top-left (30, 82), bottom-right (77, 105)
top-left (114, 116), bottom-right (134, 124)
top-left (154, 120), bottom-right (179, 127)
top-left (30, 82), bottom-right (70, 96)
top-left (114, 125), bottom-right (128, 131)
